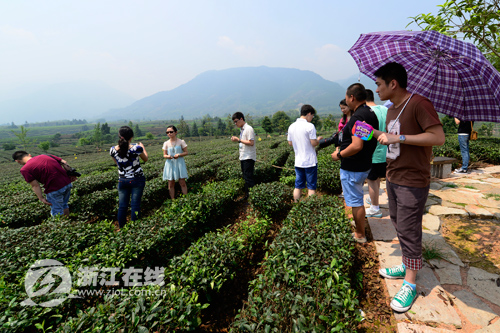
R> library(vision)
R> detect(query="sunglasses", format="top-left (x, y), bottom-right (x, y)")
top-left (233, 119), bottom-right (240, 124)
top-left (166, 131), bottom-right (175, 134)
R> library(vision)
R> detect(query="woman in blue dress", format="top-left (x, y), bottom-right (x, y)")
top-left (162, 125), bottom-right (188, 199)
top-left (110, 126), bottom-right (148, 228)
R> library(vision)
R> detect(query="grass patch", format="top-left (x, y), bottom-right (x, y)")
top-left (455, 227), bottom-right (476, 241)
top-left (453, 202), bottom-right (467, 207)
top-left (484, 193), bottom-right (500, 201)
top-left (422, 242), bottom-right (446, 261)
top-left (464, 185), bottom-right (477, 189)
top-left (443, 183), bottom-right (458, 188)
top-left (440, 216), bottom-right (500, 275)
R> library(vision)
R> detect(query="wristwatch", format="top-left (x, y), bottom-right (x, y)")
top-left (337, 151), bottom-right (343, 160)
top-left (399, 135), bottom-right (406, 144)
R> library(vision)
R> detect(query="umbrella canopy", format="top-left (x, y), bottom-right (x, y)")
top-left (348, 30), bottom-right (500, 122)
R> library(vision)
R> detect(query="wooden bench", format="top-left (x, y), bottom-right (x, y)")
top-left (430, 157), bottom-right (458, 179)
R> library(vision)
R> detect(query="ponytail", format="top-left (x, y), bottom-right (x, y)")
top-left (117, 126), bottom-right (134, 158)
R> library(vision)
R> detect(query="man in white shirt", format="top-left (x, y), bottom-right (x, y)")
top-left (287, 104), bottom-right (322, 202)
top-left (231, 112), bottom-right (256, 196)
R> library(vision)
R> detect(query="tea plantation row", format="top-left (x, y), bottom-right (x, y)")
top-left (0, 137), bottom-right (353, 332)
top-left (1, 182), bottom-right (360, 332)
top-left (0, 139), bottom-right (293, 228)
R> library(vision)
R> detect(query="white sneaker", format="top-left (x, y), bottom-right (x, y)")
top-left (365, 197), bottom-right (371, 205)
top-left (365, 207), bottom-right (382, 218)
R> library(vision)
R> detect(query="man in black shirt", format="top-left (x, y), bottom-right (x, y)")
top-left (332, 83), bottom-right (379, 243)
top-left (454, 118), bottom-right (473, 173)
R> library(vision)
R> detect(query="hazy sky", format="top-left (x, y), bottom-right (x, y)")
top-left (0, 0), bottom-right (440, 100)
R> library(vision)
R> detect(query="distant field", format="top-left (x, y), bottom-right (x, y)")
top-left (0, 124), bottom-right (88, 140)
top-left (4, 116), bottom-right (496, 164)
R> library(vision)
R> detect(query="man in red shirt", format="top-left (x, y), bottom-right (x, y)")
top-left (13, 151), bottom-right (73, 216)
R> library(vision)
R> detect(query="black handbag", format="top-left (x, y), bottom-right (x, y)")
top-left (46, 154), bottom-right (81, 178)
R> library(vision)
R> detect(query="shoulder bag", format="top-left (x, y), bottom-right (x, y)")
top-left (46, 154), bottom-right (81, 178)
top-left (470, 122), bottom-right (478, 140)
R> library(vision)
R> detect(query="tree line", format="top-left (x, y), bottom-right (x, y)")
top-left (175, 111), bottom-right (338, 138)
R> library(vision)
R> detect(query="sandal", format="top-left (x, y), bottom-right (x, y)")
top-left (352, 232), bottom-right (367, 243)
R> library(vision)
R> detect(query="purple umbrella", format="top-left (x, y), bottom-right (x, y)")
top-left (348, 30), bottom-right (500, 122)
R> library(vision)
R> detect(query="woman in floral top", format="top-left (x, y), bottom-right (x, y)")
top-left (110, 126), bottom-right (148, 228)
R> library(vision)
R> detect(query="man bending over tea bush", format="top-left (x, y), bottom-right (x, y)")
top-left (13, 151), bottom-right (73, 216)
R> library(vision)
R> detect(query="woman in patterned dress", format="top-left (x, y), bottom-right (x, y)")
top-left (110, 126), bottom-right (148, 228)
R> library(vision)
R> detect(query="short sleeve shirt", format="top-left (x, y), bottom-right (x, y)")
top-left (20, 155), bottom-right (71, 194)
top-left (338, 104), bottom-right (379, 172)
top-left (385, 94), bottom-right (442, 188)
top-left (239, 123), bottom-right (256, 161)
top-left (287, 118), bottom-right (317, 168)
top-left (162, 139), bottom-right (187, 150)
top-left (370, 105), bottom-right (388, 164)
top-left (110, 145), bottom-right (145, 179)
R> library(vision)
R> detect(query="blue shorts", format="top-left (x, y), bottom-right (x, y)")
top-left (340, 169), bottom-right (370, 207)
top-left (46, 183), bottom-right (72, 216)
top-left (295, 165), bottom-right (318, 190)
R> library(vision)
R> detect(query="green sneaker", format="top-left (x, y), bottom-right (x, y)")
top-left (390, 284), bottom-right (417, 312)
top-left (379, 264), bottom-right (405, 279)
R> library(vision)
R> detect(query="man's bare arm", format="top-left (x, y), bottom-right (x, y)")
top-left (29, 180), bottom-right (51, 206)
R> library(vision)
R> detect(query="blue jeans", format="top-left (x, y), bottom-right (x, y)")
top-left (118, 177), bottom-right (146, 228)
top-left (46, 183), bottom-right (72, 216)
top-left (458, 135), bottom-right (470, 170)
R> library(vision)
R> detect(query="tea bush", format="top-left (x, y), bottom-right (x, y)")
top-left (0, 136), bottom-right (360, 332)
top-left (167, 215), bottom-right (272, 300)
top-left (249, 181), bottom-right (292, 218)
top-left (75, 179), bottom-right (244, 270)
top-left (0, 179), bottom-right (244, 332)
top-left (433, 136), bottom-right (500, 166)
top-left (59, 213), bottom-right (271, 332)
top-left (0, 217), bottom-right (117, 332)
top-left (232, 195), bottom-right (361, 332)
top-left (279, 146), bottom-right (341, 194)
top-left (316, 147), bottom-right (342, 194)
top-left (59, 284), bottom-right (206, 332)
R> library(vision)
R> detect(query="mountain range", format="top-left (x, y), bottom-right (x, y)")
top-left (105, 66), bottom-right (353, 121)
top-left (2, 67), bottom-right (379, 125)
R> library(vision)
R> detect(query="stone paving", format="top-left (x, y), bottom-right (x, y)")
top-left (366, 166), bottom-right (500, 332)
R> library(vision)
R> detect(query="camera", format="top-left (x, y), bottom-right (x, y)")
top-left (67, 168), bottom-right (81, 178)
top-left (318, 132), bottom-right (340, 149)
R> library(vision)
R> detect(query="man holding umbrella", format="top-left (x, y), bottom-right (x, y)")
top-left (349, 29), bottom-right (499, 312)
top-left (374, 62), bottom-right (445, 313)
